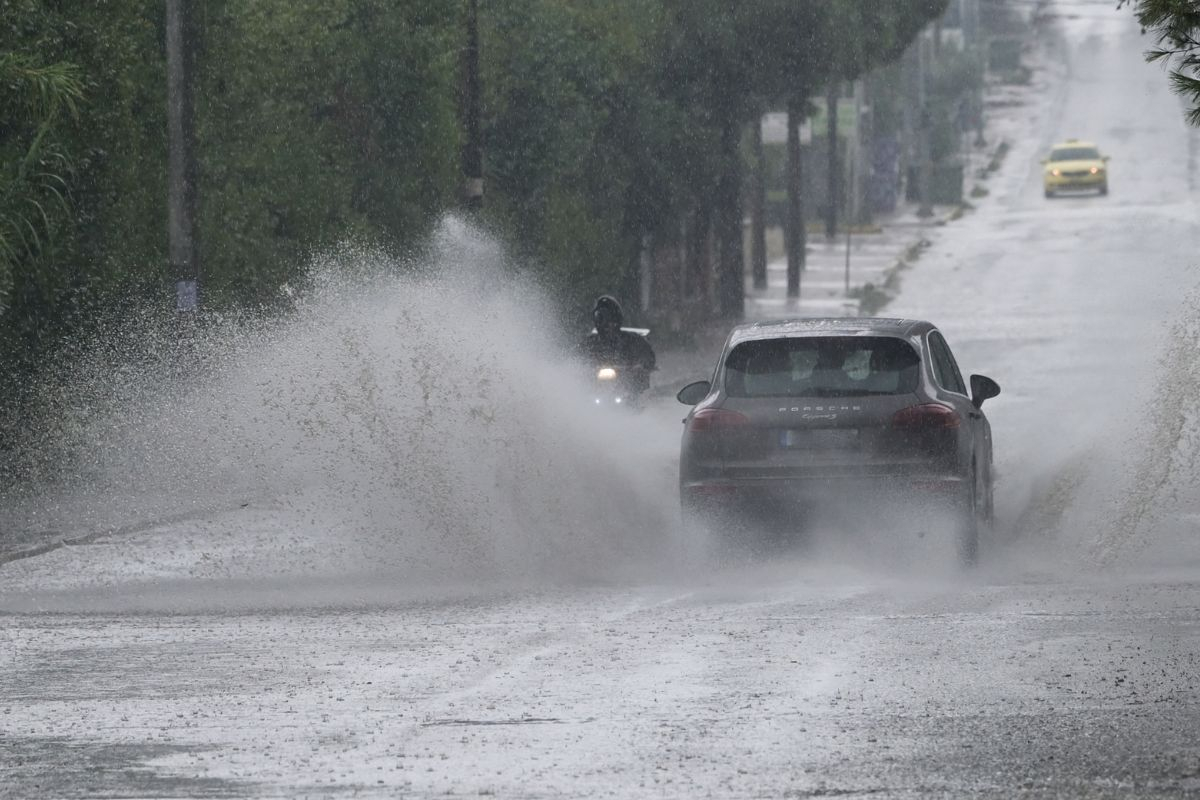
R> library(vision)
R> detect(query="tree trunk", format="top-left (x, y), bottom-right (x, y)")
top-left (786, 97), bottom-right (807, 299)
top-left (917, 34), bottom-right (934, 218)
top-left (166, 0), bottom-right (200, 312)
top-left (825, 82), bottom-right (839, 240)
top-left (715, 117), bottom-right (744, 318)
top-left (750, 115), bottom-right (767, 291)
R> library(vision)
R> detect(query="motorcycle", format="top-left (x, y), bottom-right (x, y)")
top-left (584, 326), bottom-right (653, 410)
top-left (591, 364), bottom-right (641, 409)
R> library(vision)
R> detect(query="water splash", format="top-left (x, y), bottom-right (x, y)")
top-left (1, 217), bottom-right (684, 584)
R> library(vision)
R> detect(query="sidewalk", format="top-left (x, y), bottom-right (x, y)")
top-left (745, 206), bottom-right (954, 321)
top-left (652, 204), bottom-right (957, 393)
top-left (651, 24), bottom-right (1040, 393)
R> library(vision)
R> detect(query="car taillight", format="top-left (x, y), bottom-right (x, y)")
top-left (892, 403), bottom-right (961, 430)
top-left (687, 408), bottom-right (749, 433)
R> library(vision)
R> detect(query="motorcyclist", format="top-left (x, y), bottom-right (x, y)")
top-left (580, 295), bottom-right (656, 395)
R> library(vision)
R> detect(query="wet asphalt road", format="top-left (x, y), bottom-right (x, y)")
top-left (4, 2), bottom-right (1200, 798)
top-left (3, 571), bottom-right (1200, 798)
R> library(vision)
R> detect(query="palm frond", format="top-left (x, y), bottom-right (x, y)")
top-left (0, 53), bottom-right (84, 121)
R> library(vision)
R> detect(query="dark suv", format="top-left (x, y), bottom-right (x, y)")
top-left (676, 318), bottom-right (1000, 563)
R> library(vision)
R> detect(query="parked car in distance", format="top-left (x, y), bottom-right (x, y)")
top-left (677, 318), bottom-right (1000, 564)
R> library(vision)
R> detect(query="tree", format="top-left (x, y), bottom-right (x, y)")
top-left (0, 53), bottom-right (82, 316)
top-left (750, 0), bottom-right (950, 296)
top-left (1121, 0), bottom-right (1200, 124)
top-left (0, 0), bottom-right (171, 375)
top-left (481, 0), bottom-right (676, 309)
top-left (655, 1), bottom-right (772, 318)
top-left (196, 0), bottom-right (461, 304)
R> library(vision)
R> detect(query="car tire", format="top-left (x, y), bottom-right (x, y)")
top-left (957, 473), bottom-right (981, 567)
top-left (1099, 182), bottom-right (1108, 196)
top-left (1044, 188), bottom-right (1054, 199)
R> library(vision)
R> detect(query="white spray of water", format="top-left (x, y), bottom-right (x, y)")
top-left (1086, 288), bottom-right (1200, 567)
top-left (1, 218), bottom-right (688, 586)
top-left (992, 280), bottom-right (1200, 574)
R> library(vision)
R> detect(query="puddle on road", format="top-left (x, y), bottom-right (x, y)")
top-left (1, 737), bottom-right (253, 799)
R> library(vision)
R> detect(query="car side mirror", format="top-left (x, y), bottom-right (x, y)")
top-left (969, 374), bottom-right (1000, 409)
top-left (1040, 158), bottom-right (1048, 164)
top-left (677, 380), bottom-right (712, 406)
top-left (1103, 155), bottom-right (1111, 162)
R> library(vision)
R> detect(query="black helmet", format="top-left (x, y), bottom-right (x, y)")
top-left (593, 295), bottom-right (623, 330)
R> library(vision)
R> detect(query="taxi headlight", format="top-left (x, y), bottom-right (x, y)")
top-left (597, 367), bottom-right (618, 381)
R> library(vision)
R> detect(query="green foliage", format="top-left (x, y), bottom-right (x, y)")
top-left (197, 0), bottom-right (461, 304)
top-left (751, 0), bottom-right (950, 102)
top-left (0, 53), bottom-right (83, 315)
top-left (1121, 0), bottom-right (1200, 124)
top-left (481, 0), bottom-right (677, 304)
top-left (0, 0), bottom-right (954, 379)
top-left (0, 0), bottom-right (166, 365)
top-left (0, 0), bottom-right (463, 369)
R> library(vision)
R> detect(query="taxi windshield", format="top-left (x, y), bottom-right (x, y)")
top-left (1050, 146), bottom-right (1100, 161)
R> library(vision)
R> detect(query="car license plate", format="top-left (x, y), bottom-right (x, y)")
top-left (779, 428), bottom-right (858, 449)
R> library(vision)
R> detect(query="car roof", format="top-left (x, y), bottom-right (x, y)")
top-left (1051, 139), bottom-right (1099, 150)
top-left (727, 317), bottom-right (933, 345)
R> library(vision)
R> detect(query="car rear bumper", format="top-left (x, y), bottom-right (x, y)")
top-left (681, 473), bottom-right (967, 512)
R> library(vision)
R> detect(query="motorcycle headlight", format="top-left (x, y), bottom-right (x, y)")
top-left (597, 367), bottom-right (618, 381)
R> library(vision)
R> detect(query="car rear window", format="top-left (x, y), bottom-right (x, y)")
top-left (724, 336), bottom-right (921, 398)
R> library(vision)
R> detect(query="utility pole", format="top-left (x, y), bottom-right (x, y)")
top-left (750, 115), bottom-right (768, 291)
top-left (845, 81), bottom-right (862, 298)
top-left (825, 81), bottom-right (839, 240)
top-left (963, 0), bottom-right (987, 147)
top-left (715, 118), bottom-right (744, 318)
top-left (461, 0), bottom-right (484, 212)
top-left (917, 31), bottom-right (934, 219)
top-left (785, 96), bottom-right (807, 299)
top-left (166, 0), bottom-right (199, 313)
top-left (960, 0), bottom-right (978, 46)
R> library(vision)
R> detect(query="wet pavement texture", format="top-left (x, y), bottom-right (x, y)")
top-left (4, 2), bottom-right (1200, 797)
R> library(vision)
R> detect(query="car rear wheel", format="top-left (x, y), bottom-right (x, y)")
top-left (957, 473), bottom-right (981, 567)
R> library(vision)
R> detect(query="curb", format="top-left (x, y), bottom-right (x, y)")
top-left (0, 524), bottom-right (130, 569)
top-left (0, 504), bottom-right (248, 570)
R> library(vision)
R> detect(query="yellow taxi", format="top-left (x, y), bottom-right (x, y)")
top-left (1042, 139), bottom-right (1109, 197)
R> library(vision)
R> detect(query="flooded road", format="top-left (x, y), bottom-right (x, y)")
top-left (3, 3), bottom-right (1200, 797)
